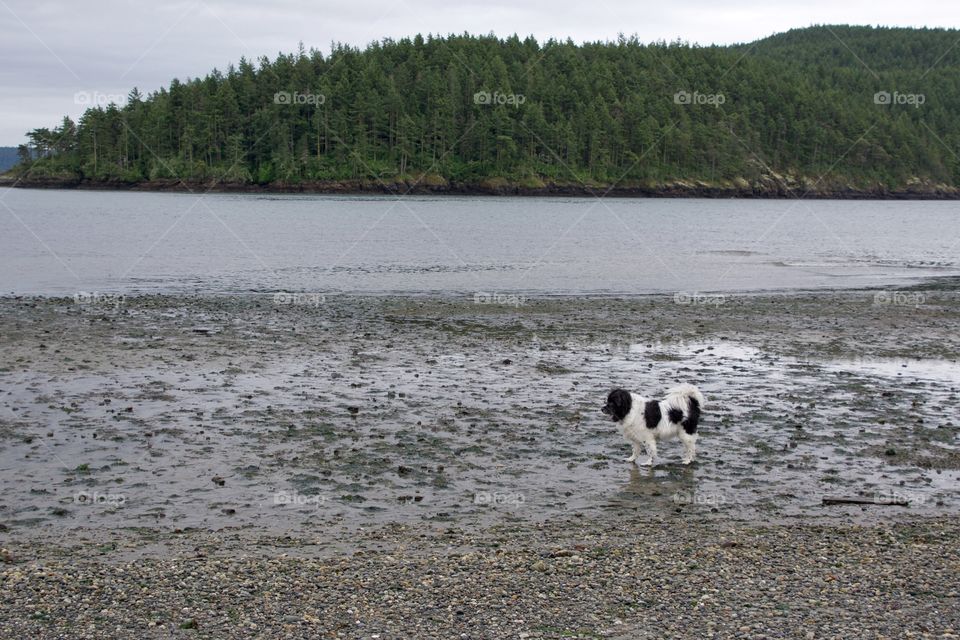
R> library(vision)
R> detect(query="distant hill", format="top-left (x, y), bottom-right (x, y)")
top-left (737, 25), bottom-right (960, 71)
top-left (0, 147), bottom-right (19, 173)
top-left (10, 25), bottom-right (960, 196)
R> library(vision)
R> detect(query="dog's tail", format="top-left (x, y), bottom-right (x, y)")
top-left (665, 384), bottom-right (704, 433)
top-left (665, 383), bottom-right (705, 409)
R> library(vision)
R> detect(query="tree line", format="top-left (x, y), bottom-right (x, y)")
top-left (13, 25), bottom-right (960, 189)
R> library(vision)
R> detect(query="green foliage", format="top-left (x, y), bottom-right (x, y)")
top-left (14, 26), bottom-right (960, 188)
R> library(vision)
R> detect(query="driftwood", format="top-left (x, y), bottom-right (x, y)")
top-left (822, 496), bottom-right (910, 506)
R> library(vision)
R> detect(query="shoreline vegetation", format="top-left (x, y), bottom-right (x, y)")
top-left (9, 25), bottom-right (960, 199)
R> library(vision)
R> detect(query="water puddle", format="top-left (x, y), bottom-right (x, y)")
top-left (819, 357), bottom-right (960, 386)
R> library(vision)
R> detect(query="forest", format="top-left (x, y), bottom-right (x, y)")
top-left (10, 25), bottom-right (960, 193)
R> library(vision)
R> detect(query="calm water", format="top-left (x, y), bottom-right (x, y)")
top-left (1, 188), bottom-right (958, 296)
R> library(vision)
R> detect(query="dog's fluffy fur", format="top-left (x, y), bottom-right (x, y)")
top-left (601, 384), bottom-right (705, 465)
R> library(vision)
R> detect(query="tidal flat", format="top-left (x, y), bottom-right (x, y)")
top-left (1, 284), bottom-right (958, 637)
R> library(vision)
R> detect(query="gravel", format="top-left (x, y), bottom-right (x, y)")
top-left (2, 516), bottom-right (959, 639)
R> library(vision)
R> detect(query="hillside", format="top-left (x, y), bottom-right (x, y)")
top-left (8, 25), bottom-right (960, 196)
top-left (739, 25), bottom-right (960, 71)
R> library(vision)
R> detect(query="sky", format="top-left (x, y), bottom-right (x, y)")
top-left (1, 0), bottom-right (958, 145)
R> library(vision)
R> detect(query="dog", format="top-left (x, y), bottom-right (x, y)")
top-left (601, 384), bottom-right (705, 466)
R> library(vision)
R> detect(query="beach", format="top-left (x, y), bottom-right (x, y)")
top-left (1, 282), bottom-right (958, 638)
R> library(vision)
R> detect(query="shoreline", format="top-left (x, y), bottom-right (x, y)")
top-left (4, 273), bottom-right (957, 302)
top-left (4, 175), bottom-right (960, 199)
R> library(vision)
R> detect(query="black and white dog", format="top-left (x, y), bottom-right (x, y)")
top-left (601, 384), bottom-right (705, 466)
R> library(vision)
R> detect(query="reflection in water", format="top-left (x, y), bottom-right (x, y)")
top-left (610, 463), bottom-right (700, 512)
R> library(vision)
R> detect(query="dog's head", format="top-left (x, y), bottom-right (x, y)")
top-left (601, 388), bottom-right (632, 422)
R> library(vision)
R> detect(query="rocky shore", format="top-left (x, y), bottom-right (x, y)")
top-left (3, 173), bottom-right (960, 199)
top-left (3, 517), bottom-right (959, 639)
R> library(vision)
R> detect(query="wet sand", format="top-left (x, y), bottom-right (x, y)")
top-left (1, 283), bottom-right (959, 637)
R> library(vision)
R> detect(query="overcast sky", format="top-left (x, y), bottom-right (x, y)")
top-left (2, 0), bottom-right (958, 145)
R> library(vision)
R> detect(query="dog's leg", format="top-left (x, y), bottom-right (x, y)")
top-left (639, 440), bottom-right (657, 466)
top-left (624, 442), bottom-right (641, 462)
top-left (680, 432), bottom-right (697, 465)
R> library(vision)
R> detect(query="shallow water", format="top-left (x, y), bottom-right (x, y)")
top-left (820, 356), bottom-right (960, 385)
top-left (2, 189), bottom-right (960, 296)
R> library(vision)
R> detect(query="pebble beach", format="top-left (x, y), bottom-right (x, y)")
top-left (1, 281), bottom-right (959, 638)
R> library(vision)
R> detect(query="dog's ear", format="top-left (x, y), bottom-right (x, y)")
top-left (607, 388), bottom-right (632, 421)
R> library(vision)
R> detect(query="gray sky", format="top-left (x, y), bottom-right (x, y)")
top-left (1, 0), bottom-right (958, 145)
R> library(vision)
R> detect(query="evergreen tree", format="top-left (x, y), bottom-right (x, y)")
top-left (13, 25), bottom-right (960, 191)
